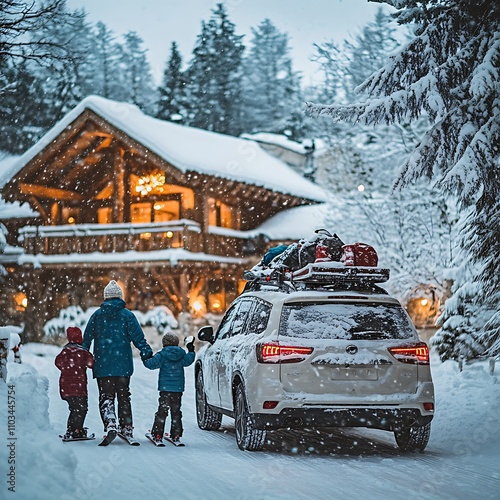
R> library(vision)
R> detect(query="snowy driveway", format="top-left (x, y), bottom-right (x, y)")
top-left (6, 344), bottom-right (500, 500)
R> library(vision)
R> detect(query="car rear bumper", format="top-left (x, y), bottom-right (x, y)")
top-left (251, 407), bottom-right (433, 431)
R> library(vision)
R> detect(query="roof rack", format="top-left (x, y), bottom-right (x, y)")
top-left (241, 263), bottom-right (390, 295)
top-left (291, 262), bottom-right (390, 284)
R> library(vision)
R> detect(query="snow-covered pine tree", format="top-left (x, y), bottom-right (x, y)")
top-left (310, 8), bottom-right (406, 190)
top-left (432, 212), bottom-right (487, 362)
top-left (308, 0), bottom-right (499, 360)
top-left (120, 31), bottom-right (157, 114)
top-left (88, 21), bottom-right (128, 101)
top-left (27, 4), bottom-right (96, 117)
top-left (240, 19), bottom-right (303, 137)
top-left (0, 60), bottom-right (50, 153)
top-left (184, 3), bottom-right (244, 135)
top-left (156, 41), bottom-right (187, 123)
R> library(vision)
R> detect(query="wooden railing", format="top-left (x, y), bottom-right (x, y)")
top-left (18, 220), bottom-right (248, 258)
top-left (19, 220), bottom-right (202, 255)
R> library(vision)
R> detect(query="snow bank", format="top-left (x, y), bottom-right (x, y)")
top-left (429, 353), bottom-right (500, 454)
top-left (4, 363), bottom-right (77, 499)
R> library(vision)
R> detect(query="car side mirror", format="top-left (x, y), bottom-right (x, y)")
top-left (198, 325), bottom-right (215, 344)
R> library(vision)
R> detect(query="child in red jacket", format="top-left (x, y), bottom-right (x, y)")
top-left (55, 327), bottom-right (94, 439)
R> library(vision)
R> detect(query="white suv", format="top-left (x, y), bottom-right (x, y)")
top-left (195, 276), bottom-right (434, 452)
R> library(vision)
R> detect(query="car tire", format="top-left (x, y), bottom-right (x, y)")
top-left (394, 423), bottom-right (431, 452)
top-left (195, 370), bottom-right (222, 431)
top-left (234, 384), bottom-right (266, 451)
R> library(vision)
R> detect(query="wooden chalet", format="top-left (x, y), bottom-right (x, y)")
top-left (0, 96), bottom-right (325, 341)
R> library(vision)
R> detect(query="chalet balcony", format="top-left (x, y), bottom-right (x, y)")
top-left (17, 220), bottom-right (247, 259)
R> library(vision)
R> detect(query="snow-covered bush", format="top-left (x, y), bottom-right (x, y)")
top-left (43, 305), bottom-right (92, 344)
top-left (136, 305), bottom-right (178, 334)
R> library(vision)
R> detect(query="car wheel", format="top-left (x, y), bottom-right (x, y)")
top-left (234, 384), bottom-right (266, 451)
top-left (394, 423), bottom-right (431, 452)
top-left (195, 370), bottom-right (222, 430)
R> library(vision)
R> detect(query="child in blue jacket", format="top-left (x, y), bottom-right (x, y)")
top-left (143, 332), bottom-right (195, 445)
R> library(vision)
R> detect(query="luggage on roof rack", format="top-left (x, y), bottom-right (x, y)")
top-left (242, 230), bottom-right (388, 293)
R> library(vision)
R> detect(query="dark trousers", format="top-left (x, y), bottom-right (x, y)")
top-left (151, 391), bottom-right (183, 438)
top-left (64, 396), bottom-right (88, 432)
top-left (97, 376), bottom-right (132, 430)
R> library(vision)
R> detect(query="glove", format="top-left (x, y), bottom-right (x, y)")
top-left (185, 336), bottom-right (195, 353)
top-left (141, 351), bottom-right (153, 361)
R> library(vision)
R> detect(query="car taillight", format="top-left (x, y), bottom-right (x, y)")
top-left (388, 342), bottom-right (430, 365)
top-left (257, 343), bottom-right (314, 364)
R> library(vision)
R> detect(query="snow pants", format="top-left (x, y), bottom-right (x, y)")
top-left (97, 376), bottom-right (132, 431)
top-left (151, 391), bottom-right (183, 438)
top-left (64, 396), bottom-right (88, 433)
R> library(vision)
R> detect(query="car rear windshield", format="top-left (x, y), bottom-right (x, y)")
top-left (279, 302), bottom-right (416, 340)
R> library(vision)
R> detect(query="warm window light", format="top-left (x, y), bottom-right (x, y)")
top-left (420, 298), bottom-right (429, 306)
top-left (166, 231), bottom-right (174, 238)
top-left (192, 300), bottom-right (203, 312)
top-left (153, 203), bottom-right (162, 210)
top-left (14, 292), bottom-right (27, 311)
top-left (212, 300), bottom-right (221, 310)
top-left (140, 232), bottom-right (151, 239)
top-left (358, 184), bottom-right (365, 192)
top-left (67, 217), bottom-right (75, 224)
top-left (135, 173), bottom-right (166, 196)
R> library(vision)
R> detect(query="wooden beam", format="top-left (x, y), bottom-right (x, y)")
top-left (28, 196), bottom-right (48, 222)
top-left (113, 147), bottom-right (125, 223)
top-left (20, 183), bottom-right (83, 201)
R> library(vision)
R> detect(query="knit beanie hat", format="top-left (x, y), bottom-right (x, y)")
top-left (104, 280), bottom-right (123, 300)
top-left (162, 332), bottom-right (179, 347)
top-left (67, 326), bottom-right (82, 344)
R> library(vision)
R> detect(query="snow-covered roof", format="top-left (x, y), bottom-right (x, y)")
top-left (6, 96), bottom-right (327, 202)
top-left (0, 154), bottom-right (39, 219)
top-left (256, 203), bottom-right (331, 241)
top-left (241, 132), bottom-right (326, 157)
top-left (0, 153), bottom-right (20, 188)
top-left (206, 203), bottom-right (332, 242)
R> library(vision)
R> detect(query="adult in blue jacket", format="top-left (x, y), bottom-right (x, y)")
top-left (143, 332), bottom-right (195, 444)
top-left (83, 280), bottom-right (152, 440)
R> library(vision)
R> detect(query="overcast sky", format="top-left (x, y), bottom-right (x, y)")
top-left (65, 0), bottom-right (393, 86)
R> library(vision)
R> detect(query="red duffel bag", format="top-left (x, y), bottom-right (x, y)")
top-left (341, 243), bottom-right (378, 267)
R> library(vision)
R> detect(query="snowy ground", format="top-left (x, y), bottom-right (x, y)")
top-left (2, 343), bottom-right (500, 500)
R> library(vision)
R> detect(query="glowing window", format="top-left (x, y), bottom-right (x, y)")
top-left (153, 200), bottom-right (180, 222)
top-left (131, 203), bottom-right (152, 224)
top-left (98, 207), bottom-right (112, 224)
top-left (208, 198), bottom-right (234, 228)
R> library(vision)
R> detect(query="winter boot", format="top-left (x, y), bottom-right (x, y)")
top-left (105, 421), bottom-right (117, 436)
top-left (62, 430), bottom-right (74, 440)
top-left (120, 425), bottom-right (134, 439)
top-left (171, 435), bottom-right (182, 445)
top-left (73, 428), bottom-right (88, 439)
